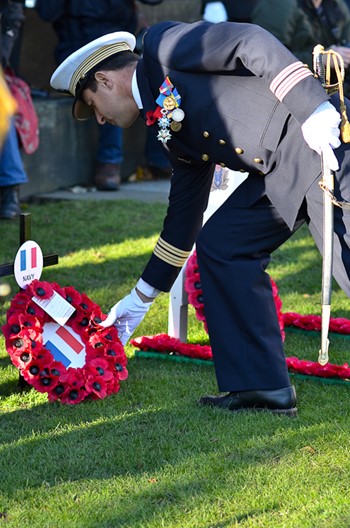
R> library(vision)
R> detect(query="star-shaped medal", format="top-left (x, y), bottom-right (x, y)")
top-left (157, 128), bottom-right (172, 144)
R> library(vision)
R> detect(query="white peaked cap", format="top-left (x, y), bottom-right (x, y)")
top-left (50, 31), bottom-right (136, 120)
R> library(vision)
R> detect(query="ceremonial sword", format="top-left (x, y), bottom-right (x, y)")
top-left (312, 44), bottom-right (350, 364)
top-left (318, 148), bottom-right (334, 366)
top-left (313, 44), bottom-right (335, 366)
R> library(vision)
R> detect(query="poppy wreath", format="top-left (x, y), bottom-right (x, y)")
top-left (2, 280), bottom-right (128, 404)
top-left (131, 251), bottom-right (350, 381)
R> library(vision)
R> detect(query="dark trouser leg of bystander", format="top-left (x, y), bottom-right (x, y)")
top-left (95, 122), bottom-right (122, 190)
top-left (0, 185), bottom-right (21, 219)
top-left (0, 120), bottom-right (27, 218)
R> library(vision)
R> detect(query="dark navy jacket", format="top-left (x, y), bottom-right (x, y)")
top-left (136, 21), bottom-right (331, 291)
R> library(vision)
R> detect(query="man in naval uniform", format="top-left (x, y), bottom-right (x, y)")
top-left (50, 21), bottom-right (349, 417)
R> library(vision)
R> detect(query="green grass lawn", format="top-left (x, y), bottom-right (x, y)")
top-left (1, 199), bottom-right (350, 528)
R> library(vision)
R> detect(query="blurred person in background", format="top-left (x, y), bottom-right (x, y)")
top-left (298, 0), bottom-right (350, 69)
top-left (0, 0), bottom-right (28, 219)
top-left (35, 0), bottom-right (171, 190)
top-left (252, 0), bottom-right (350, 94)
top-left (252, 0), bottom-right (316, 66)
top-left (0, 68), bottom-right (16, 147)
top-left (201, 1), bottom-right (258, 23)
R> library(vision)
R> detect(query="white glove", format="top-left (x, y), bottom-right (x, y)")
top-left (301, 101), bottom-right (341, 171)
top-left (203, 1), bottom-right (228, 23)
top-left (99, 287), bottom-right (153, 345)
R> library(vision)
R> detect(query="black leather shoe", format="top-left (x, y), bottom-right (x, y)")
top-left (199, 386), bottom-right (297, 416)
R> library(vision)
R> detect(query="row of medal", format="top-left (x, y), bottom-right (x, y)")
top-left (156, 76), bottom-right (185, 144)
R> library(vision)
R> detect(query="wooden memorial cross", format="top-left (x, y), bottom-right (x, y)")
top-left (0, 212), bottom-right (59, 388)
top-left (0, 212), bottom-right (58, 280)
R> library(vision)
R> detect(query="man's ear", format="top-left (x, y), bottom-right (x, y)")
top-left (94, 71), bottom-right (112, 88)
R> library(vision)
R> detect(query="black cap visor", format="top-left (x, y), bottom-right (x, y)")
top-left (72, 98), bottom-right (95, 121)
top-left (72, 75), bottom-right (95, 121)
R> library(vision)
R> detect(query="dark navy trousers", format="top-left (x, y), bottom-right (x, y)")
top-left (196, 159), bottom-right (350, 392)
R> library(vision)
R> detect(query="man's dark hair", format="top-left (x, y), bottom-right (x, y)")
top-left (77, 50), bottom-right (139, 97)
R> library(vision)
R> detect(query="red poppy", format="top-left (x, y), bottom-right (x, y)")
top-left (62, 286), bottom-right (82, 306)
top-left (4, 332), bottom-right (33, 357)
top-left (59, 371), bottom-right (88, 405)
top-left (84, 358), bottom-right (114, 382)
top-left (114, 362), bottom-right (128, 381)
top-left (26, 279), bottom-right (54, 300)
top-left (146, 106), bottom-right (162, 126)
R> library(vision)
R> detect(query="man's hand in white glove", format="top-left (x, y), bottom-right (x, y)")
top-left (203, 1), bottom-right (228, 23)
top-left (301, 101), bottom-right (341, 171)
top-left (99, 287), bottom-right (153, 345)
top-left (99, 279), bottom-right (160, 345)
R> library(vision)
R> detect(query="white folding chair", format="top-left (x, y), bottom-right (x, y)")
top-left (168, 167), bottom-right (248, 341)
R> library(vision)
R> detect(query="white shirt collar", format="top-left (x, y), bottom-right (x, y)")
top-left (132, 70), bottom-right (143, 110)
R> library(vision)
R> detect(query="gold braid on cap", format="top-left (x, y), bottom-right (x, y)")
top-left (69, 42), bottom-right (131, 95)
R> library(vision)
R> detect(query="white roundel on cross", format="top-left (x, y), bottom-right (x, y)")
top-left (14, 240), bottom-right (43, 289)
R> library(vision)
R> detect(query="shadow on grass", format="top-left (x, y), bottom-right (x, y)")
top-left (0, 200), bottom-right (167, 263)
top-left (0, 356), bottom-right (11, 369)
top-left (0, 378), bottom-right (30, 398)
top-left (0, 355), bottom-right (350, 527)
top-left (1, 356), bottom-right (350, 482)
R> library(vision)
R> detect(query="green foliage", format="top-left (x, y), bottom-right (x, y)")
top-left (0, 200), bottom-right (350, 528)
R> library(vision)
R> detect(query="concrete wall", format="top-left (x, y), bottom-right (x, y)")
top-left (20, 97), bottom-right (98, 198)
top-left (18, 2), bottom-right (202, 199)
top-left (20, 98), bottom-right (147, 199)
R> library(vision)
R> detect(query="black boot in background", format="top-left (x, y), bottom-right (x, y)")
top-left (0, 185), bottom-right (21, 219)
